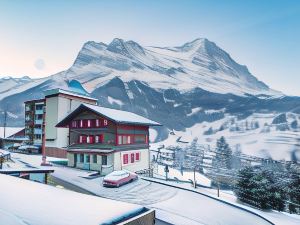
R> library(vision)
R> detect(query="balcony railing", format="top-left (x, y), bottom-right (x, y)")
top-left (34, 128), bottom-right (42, 135)
top-left (35, 119), bottom-right (43, 125)
top-left (35, 109), bottom-right (44, 114)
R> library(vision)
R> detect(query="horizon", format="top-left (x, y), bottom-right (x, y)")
top-left (0, 0), bottom-right (299, 96)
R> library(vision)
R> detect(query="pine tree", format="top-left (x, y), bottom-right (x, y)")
top-left (251, 170), bottom-right (272, 210)
top-left (232, 144), bottom-right (242, 170)
top-left (235, 167), bottom-right (255, 204)
top-left (291, 120), bottom-right (298, 129)
top-left (288, 173), bottom-right (300, 214)
top-left (214, 136), bottom-right (232, 170)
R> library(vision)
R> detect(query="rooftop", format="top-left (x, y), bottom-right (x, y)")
top-left (44, 88), bottom-right (98, 101)
top-left (0, 174), bottom-right (147, 225)
top-left (57, 103), bottom-right (161, 127)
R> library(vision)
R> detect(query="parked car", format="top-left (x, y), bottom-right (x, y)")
top-left (103, 170), bottom-right (138, 187)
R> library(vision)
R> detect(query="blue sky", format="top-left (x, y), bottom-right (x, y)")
top-left (0, 0), bottom-right (299, 95)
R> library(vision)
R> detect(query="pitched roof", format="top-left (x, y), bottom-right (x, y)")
top-left (56, 103), bottom-right (161, 127)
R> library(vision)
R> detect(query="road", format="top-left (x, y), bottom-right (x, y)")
top-left (50, 169), bottom-right (270, 225)
top-left (49, 175), bottom-right (174, 225)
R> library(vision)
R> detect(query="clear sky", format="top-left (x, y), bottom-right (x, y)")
top-left (0, 0), bottom-right (299, 95)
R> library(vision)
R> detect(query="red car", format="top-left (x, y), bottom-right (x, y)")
top-left (103, 170), bottom-right (138, 187)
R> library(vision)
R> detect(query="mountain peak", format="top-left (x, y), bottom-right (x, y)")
top-left (107, 38), bottom-right (145, 57)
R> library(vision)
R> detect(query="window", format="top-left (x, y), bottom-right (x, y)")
top-left (134, 135), bottom-right (146, 144)
top-left (128, 135), bottom-right (131, 144)
top-left (79, 135), bottom-right (83, 143)
top-left (118, 135), bottom-right (132, 145)
top-left (102, 155), bottom-right (107, 165)
top-left (123, 154), bottom-right (128, 164)
top-left (95, 135), bottom-right (103, 143)
top-left (86, 136), bottom-right (90, 143)
top-left (93, 155), bottom-right (97, 163)
top-left (122, 136), bottom-right (128, 145)
top-left (80, 120), bottom-right (83, 128)
top-left (118, 135), bottom-right (122, 145)
top-left (131, 153), bottom-right (135, 163)
top-left (86, 155), bottom-right (90, 163)
top-left (87, 119), bottom-right (91, 127)
top-left (80, 154), bottom-right (84, 163)
top-left (135, 152), bottom-right (140, 161)
top-left (71, 120), bottom-right (77, 128)
top-left (96, 119), bottom-right (100, 127)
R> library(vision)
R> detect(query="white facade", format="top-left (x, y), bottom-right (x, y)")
top-left (45, 89), bottom-right (97, 149)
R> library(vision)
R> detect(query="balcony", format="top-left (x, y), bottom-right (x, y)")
top-left (35, 119), bottom-right (43, 125)
top-left (35, 109), bottom-right (44, 114)
top-left (34, 128), bottom-right (42, 135)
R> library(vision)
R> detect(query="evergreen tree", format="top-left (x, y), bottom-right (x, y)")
top-left (232, 144), bottom-right (242, 170)
top-left (291, 120), bottom-right (298, 129)
top-left (251, 170), bottom-right (272, 210)
top-left (213, 136), bottom-right (232, 170)
top-left (235, 167), bottom-right (255, 204)
top-left (288, 173), bottom-right (300, 214)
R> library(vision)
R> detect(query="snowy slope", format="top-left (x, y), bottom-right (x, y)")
top-left (151, 112), bottom-right (300, 161)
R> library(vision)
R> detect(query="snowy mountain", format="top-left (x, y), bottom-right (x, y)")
top-left (65, 38), bottom-right (279, 96)
top-left (1, 38), bottom-right (300, 161)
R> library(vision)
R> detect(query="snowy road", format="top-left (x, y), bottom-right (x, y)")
top-left (50, 167), bottom-right (271, 225)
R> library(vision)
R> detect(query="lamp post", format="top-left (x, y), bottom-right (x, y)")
top-left (1, 111), bottom-right (7, 139)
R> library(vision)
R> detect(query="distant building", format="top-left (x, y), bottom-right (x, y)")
top-left (24, 99), bottom-right (45, 146)
top-left (44, 87), bottom-right (97, 158)
top-left (24, 80), bottom-right (98, 158)
top-left (56, 104), bottom-right (161, 175)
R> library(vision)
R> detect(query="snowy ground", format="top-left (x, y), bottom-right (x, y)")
top-left (150, 113), bottom-right (300, 161)
top-left (7, 152), bottom-right (300, 225)
top-left (0, 174), bottom-right (145, 225)
top-left (143, 178), bottom-right (300, 225)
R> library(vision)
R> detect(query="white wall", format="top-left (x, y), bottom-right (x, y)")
top-left (114, 149), bottom-right (149, 172)
top-left (45, 95), bottom-right (96, 149)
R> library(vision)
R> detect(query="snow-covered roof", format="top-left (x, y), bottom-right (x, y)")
top-left (44, 88), bottom-right (97, 101)
top-left (57, 103), bottom-right (161, 127)
top-left (0, 127), bottom-right (24, 139)
top-left (0, 174), bottom-right (147, 225)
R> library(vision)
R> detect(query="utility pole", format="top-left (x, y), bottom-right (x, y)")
top-left (3, 111), bottom-right (7, 139)
top-left (193, 167), bottom-right (196, 188)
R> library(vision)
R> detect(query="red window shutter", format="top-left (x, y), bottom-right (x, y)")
top-left (145, 135), bottom-right (148, 144)
top-left (135, 152), bottom-right (140, 161)
top-left (131, 153), bottom-right (135, 163)
top-left (82, 135), bottom-right (87, 143)
top-left (123, 154), bottom-right (128, 164)
top-left (90, 135), bottom-right (94, 144)
top-left (99, 134), bottom-right (103, 143)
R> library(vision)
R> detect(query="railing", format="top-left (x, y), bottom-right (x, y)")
top-left (35, 109), bottom-right (44, 114)
top-left (34, 128), bottom-right (42, 134)
top-left (35, 119), bottom-right (43, 125)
